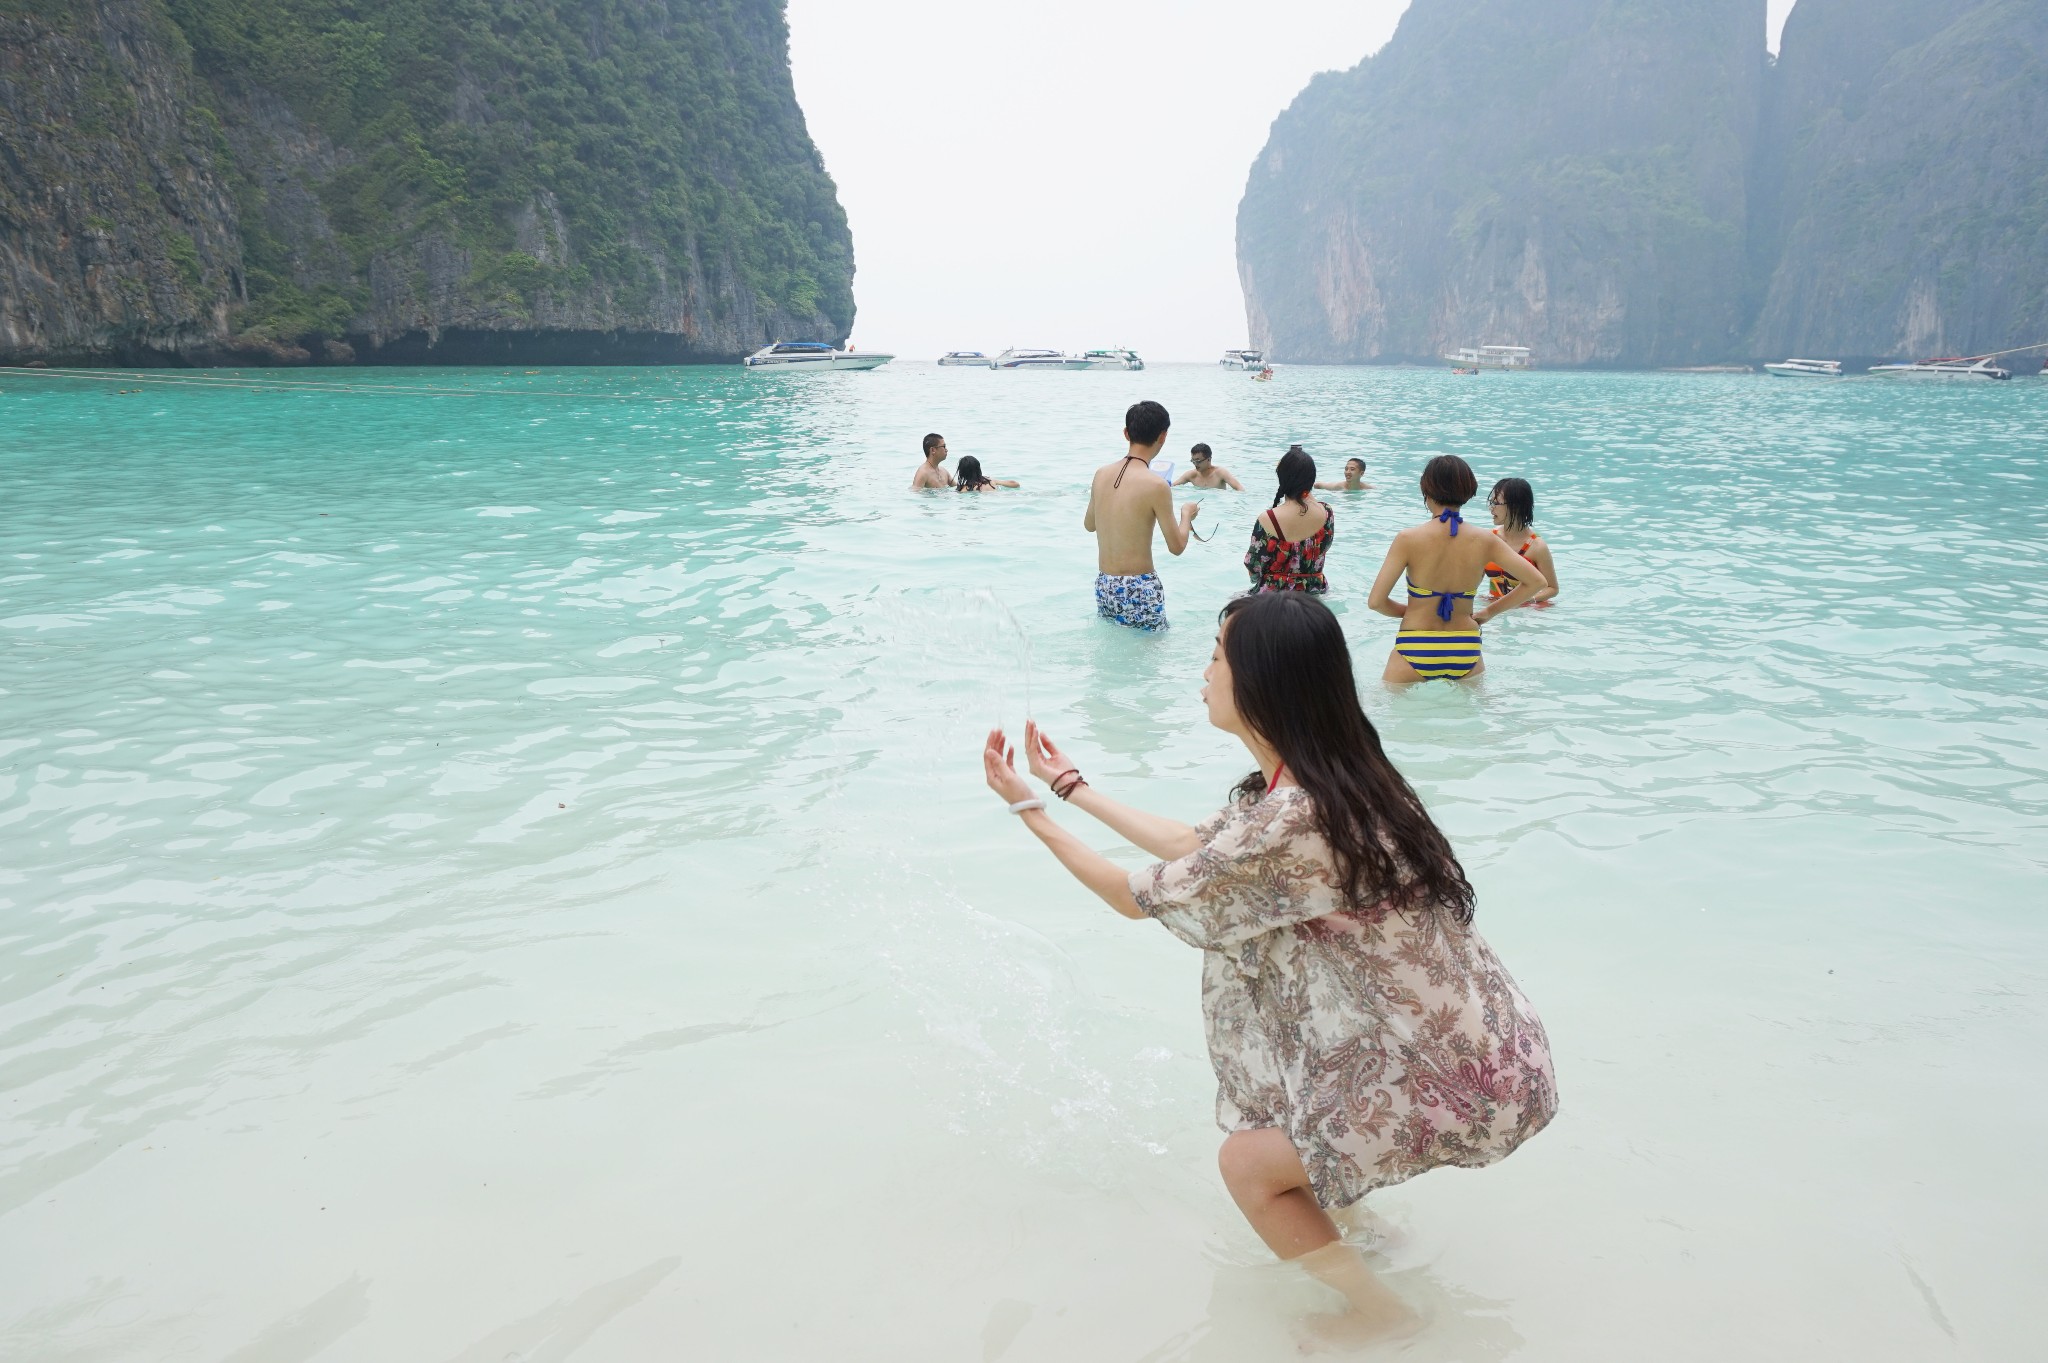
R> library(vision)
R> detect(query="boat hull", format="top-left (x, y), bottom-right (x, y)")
top-left (1868, 363), bottom-right (2010, 381)
top-left (1764, 363), bottom-right (1841, 378)
top-left (745, 352), bottom-right (893, 372)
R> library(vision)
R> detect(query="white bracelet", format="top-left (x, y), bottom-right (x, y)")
top-left (1008, 799), bottom-right (1046, 815)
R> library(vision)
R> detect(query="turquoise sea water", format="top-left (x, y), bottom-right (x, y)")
top-left (2, 362), bottom-right (2045, 1361)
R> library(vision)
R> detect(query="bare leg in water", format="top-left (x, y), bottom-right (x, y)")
top-left (1218, 1128), bottom-right (1422, 1347)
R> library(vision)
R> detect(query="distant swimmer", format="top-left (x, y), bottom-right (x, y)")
top-left (1084, 400), bottom-right (1200, 631)
top-left (1245, 446), bottom-right (1332, 594)
top-left (1174, 443), bottom-right (1245, 490)
top-left (1316, 458), bottom-right (1375, 492)
top-left (910, 432), bottom-right (954, 490)
top-left (977, 591), bottom-right (1556, 1347)
top-left (956, 456), bottom-right (1019, 492)
top-left (1483, 477), bottom-right (1558, 609)
top-left (1366, 455), bottom-right (1545, 683)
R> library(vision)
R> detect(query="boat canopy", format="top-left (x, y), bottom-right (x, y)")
top-left (770, 342), bottom-right (834, 353)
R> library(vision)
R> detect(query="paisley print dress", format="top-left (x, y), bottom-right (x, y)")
top-left (1128, 788), bottom-right (1557, 1209)
top-left (1243, 505), bottom-right (1333, 593)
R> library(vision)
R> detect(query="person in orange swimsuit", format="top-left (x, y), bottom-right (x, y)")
top-left (1483, 478), bottom-right (1559, 609)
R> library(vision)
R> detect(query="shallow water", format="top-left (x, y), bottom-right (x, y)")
top-left (2, 362), bottom-right (2044, 1361)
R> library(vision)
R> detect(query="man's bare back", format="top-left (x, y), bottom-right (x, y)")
top-left (1083, 404), bottom-right (1198, 575)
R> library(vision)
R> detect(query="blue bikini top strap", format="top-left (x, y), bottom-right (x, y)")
top-left (1437, 508), bottom-right (1462, 536)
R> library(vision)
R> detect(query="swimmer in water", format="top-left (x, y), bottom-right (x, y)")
top-left (910, 433), bottom-right (954, 490)
top-left (1085, 401), bottom-right (1200, 631)
top-left (955, 456), bottom-right (1019, 492)
top-left (978, 591), bottom-right (1557, 1348)
top-left (1483, 477), bottom-right (1558, 608)
top-left (1366, 455), bottom-right (1545, 683)
top-left (1174, 443), bottom-right (1245, 490)
top-left (1316, 458), bottom-right (1374, 492)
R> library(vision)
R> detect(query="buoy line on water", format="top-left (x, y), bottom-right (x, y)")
top-left (0, 364), bottom-right (696, 403)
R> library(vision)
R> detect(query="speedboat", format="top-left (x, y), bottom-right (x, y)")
top-left (1077, 348), bottom-right (1145, 371)
top-left (937, 351), bottom-right (990, 366)
top-left (1764, 358), bottom-right (1844, 378)
top-left (1441, 344), bottom-right (1533, 370)
top-left (992, 347), bottom-right (1091, 370)
top-left (1868, 355), bottom-right (2011, 380)
top-left (1220, 349), bottom-right (1265, 369)
top-left (742, 342), bottom-right (893, 371)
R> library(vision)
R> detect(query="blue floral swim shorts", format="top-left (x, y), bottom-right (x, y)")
top-left (1095, 572), bottom-right (1167, 631)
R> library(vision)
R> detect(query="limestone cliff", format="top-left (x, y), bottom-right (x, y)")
top-left (1237, 0), bottom-right (1765, 367)
top-left (0, 0), bottom-right (853, 366)
top-left (1750, 0), bottom-right (2048, 362)
top-left (1239, 0), bottom-right (2048, 367)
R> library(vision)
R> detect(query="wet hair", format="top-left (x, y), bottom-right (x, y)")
top-left (956, 455), bottom-right (993, 491)
top-left (1190, 442), bottom-right (1213, 460)
top-left (1217, 594), bottom-right (1476, 926)
top-left (922, 432), bottom-right (945, 457)
top-left (1124, 400), bottom-right (1171, 447)
top-left (1491, 477), bottom-right (1535, 532)
top-left (1271, 444), bottom-right (1316, 508)
top-left (1419, 454), bottom-right (1477, 507)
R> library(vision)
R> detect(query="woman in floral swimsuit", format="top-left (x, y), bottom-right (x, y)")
top-left (1244, 445), bottom-right (1333, 593)
top-left (979, 592), bottom-right (1557, 1345)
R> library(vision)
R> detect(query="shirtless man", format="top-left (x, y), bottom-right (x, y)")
top-left (1173, 443), bottom-right (1245, 490)
top-left (910, 433), bottom-right (954, 490)
top-left (1317, 457), bottom-right (1375, 492)
top-left (1084, 400), bottom-right (1200, 631)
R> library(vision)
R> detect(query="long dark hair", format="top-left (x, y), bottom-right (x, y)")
top-left (956, 455), bottom-right (993, 491)
top-left (1271, 444), bottom-right (1316, 508)
top-left (1218, 593), bottom-right (1476, 925)
top-left (1491, 476), bottom-right (1534, 532)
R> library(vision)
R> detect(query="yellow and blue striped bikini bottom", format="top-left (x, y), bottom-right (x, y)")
top-left (1394, 630), bottom-right (1482, 680)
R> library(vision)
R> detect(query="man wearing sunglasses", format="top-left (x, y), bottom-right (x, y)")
top-left (1173, 443), bottom-right (1244, 490)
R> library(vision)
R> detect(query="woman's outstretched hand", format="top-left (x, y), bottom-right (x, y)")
top-left (1023, 720), bottom-right (1078, 789)
top-left (983, 728), bottom-right (1034, 805)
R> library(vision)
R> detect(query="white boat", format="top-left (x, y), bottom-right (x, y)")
top-left (1441, 344), bottom-right (1533, 370)
top-left (1868, 355), bottom-right (2011, 381)
top-left (742, 342), bottom-right (893, 371)
top-left (937, 351), bottom-right (990, 367)
top-left (1219, 349), bottom-right (1265, 370)
top-left (992, 347), bottom-right (1091, 371)
top-left (1764, 358), bottom-right (1844, 378)
top-left (1077, 347), bottom-right (1145, 371)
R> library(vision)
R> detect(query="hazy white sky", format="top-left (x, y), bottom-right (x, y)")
top-left (788, 1), bottom-right (1800, 363)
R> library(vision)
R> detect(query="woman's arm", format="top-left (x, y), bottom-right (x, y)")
top-left (1474, 544), bottom-right (1547, 622)
top-left (1023, 722), bottom-right (1198, 859)
top-left (1366, 536), bottom-right (1411, 618)
top-left (984, 730), bottom-right (1144, 918)
top-left (1527, 537), bottom-right (1559, 603)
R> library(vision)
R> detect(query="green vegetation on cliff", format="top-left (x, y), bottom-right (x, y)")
top-left (0, 0), bottom-right (853, 364)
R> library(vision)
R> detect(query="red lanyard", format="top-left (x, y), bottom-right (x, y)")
top-left (1269, 761), bottom-right (1288, 790)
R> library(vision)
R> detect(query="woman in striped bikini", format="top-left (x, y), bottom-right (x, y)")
top-left (1366, 456), bottom-right (1546, 682)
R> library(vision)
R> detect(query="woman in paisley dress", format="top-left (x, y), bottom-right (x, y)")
top-left (1244, 445), bottom-right (1333, 593)
top-left (979, 591), bottom-right (1556, 1344)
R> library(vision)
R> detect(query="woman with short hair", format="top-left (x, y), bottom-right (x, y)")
top-left (1484, 477), bottom-right (1558, 608)
top-left (1366, 455), bottom-right (1545, 682)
